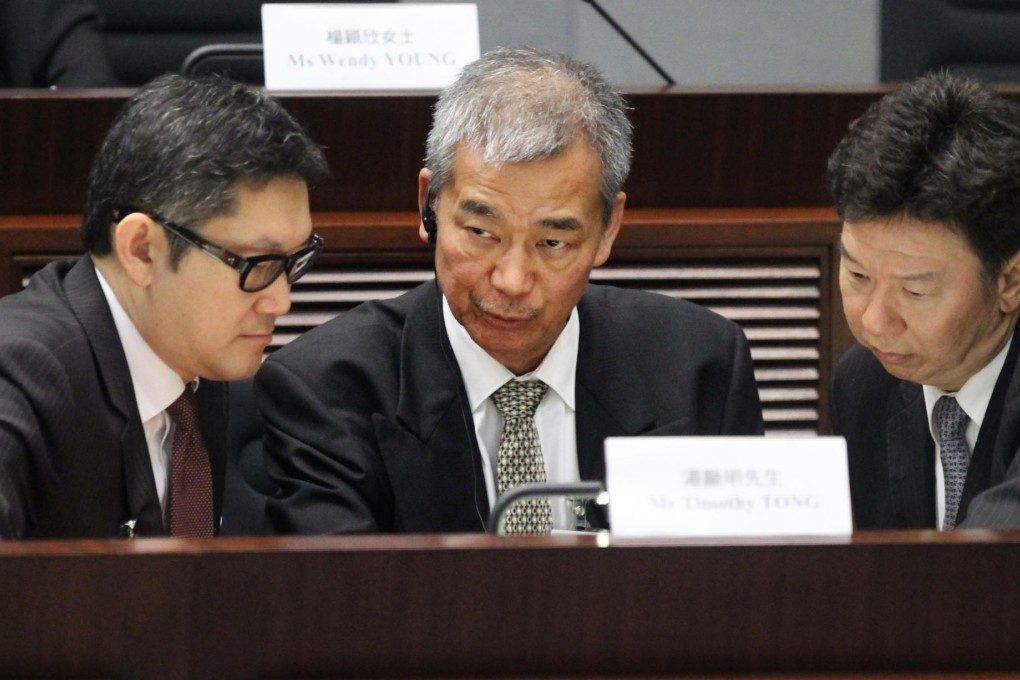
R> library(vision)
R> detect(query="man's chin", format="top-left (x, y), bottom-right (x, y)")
top-left (477, 337), bottom-right (550, 375)
top-left (203, 358), bottom-right (263, 382)
top-left (873, 358), bottom-right (923, 384)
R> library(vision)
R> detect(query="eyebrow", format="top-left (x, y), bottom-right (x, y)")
top-left (837, 240), bottom-right (852, 261)
top-left (458, 199), bottom-right (583, 231)
top-left (240, 231), bottom-right (313, 255)
top-left (838, 239), bottom-right (938, 282)
top-left (540, 216), bottom-right (583, 231)
top-left (459, 199), bottom-right (496, 218)
top-left (247, 238), bottom-right (287, 252)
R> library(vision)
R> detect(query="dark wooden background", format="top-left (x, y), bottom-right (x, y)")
top-left (0, 87), bottom-right (891, 214)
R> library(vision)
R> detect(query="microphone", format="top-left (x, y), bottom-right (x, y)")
top-left (486, 481), bottom-right (609, 534)
top-left (580, 0), bottom-right (675, 86)
top-left (119, 518), bottom-right (137, 538)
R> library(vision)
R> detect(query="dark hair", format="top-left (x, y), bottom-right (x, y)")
top-left (827, 71), bottom-right (1020, 285)
top-left (82, 73), bottom-right (329, 264)
top-left (425, 46), bottom-right (632, 227)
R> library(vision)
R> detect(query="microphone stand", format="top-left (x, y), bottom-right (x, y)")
top-left (487, 481), bottom-right (608, 535)
top-left (580, 0), bottom-right (676, 85)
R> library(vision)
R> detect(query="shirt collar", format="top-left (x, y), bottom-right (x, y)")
top-left (95, 268), bottom-right (187, 422)
top-left (442, 294), bottom-right (578, 412)
top-left (923, 334), bottom-right (1013, 430)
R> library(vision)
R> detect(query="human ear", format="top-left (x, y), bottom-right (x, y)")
top-left (593, 192), bottom-right (626, 267)
top-left (112, 212), bottom-right (161, 287)
top-left (418, 168), bottom-right (433, 245)
top-left (997, 250), bottom-right (1020, 314)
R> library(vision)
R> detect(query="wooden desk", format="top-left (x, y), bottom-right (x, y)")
top-left (0, 531), bottom-right (1017, 679)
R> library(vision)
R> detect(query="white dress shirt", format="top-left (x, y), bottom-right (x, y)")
top-left (96, 268), bottom-right (187, 516)
top-left (923, 337), bottom-right (1011, 529)
top-left (442, 296), bottom-right (580, 530)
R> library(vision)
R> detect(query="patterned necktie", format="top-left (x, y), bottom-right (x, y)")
top-left (933, 395), bottom-right (970, 530)
top-left (166, 387), bottom-right (214, 537)
top-left (492, 379), bottom-right (552, 535)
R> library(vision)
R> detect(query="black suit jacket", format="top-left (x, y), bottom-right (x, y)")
top-left (831, 341), bottom-right (1020, 529)
top-left (0, 0), bottom-right (116, 87)
top-left (255, 280), bottom-right (764, 534)
top-left (0, 257), bottom-right (228, 538)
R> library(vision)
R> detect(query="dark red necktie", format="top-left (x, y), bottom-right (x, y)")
top-left (165, 388), bottom-right (214, 537)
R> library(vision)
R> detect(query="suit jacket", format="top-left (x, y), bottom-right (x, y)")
top-left (255, 280), bottom-right (764, 534)
top-left (219, 376), bottom-right (276, 535)
top-left (831, 341), bottom-right (1020, 529)
top-left (0, 256), bottom-right (228, 538)
top-left (0, 0), bottom-right (116, 87)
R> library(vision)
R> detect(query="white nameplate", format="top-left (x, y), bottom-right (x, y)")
top-left (262, 3), bottom-right (480, 91)
top-left (605, 436), bottom-right (852, 537)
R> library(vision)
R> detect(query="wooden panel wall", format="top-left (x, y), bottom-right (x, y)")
top-left (0, 87), bottom-right (894, 215)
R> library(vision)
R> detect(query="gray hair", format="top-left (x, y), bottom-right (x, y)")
top-left (425, 47), bottom-right (632, 225)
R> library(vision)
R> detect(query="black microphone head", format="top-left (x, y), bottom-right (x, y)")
top-left (422, 192), bottom-right (438, 244)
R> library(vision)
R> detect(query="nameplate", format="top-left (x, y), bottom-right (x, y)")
top-left (605, 436), bottom-right (852, 537)
top-left (261, 3), bottom-right (480, 91)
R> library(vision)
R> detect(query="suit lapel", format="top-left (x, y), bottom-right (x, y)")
top-left (959, 333), bottom-right (1020, 521)
top-left (990, 346), bottom-right (1020, 481)
top-left (64, 257), bottom-right (164, 535)
top-left (375, 282), bottom-right (488, 531)
top-left (886, 381), bottom-right (936, 527)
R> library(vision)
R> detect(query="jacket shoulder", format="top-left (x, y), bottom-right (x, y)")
top-left (264, 282), bottom-right (437, 382)
top-left (831, 344), bottom-right (910, 432)
top-left (833, 344), bottom-right (904, 399)
top-left (0, 260), bottom-right (85, 349)
top-left (579, 283), bottom-right (746, 349)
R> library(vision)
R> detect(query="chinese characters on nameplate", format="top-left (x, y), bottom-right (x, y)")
top-left (262, 3), bottom-right (480, 90)
top-left (605, 436), bottom-right (853, 537)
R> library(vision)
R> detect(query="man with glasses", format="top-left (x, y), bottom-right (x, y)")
top-left (0, 74), bottom-right (328, 538)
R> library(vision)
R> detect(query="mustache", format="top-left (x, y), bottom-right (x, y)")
top-left (472, 294), bottom-right (540, 320)
top-left (245, 319), bottom-right (277, 335)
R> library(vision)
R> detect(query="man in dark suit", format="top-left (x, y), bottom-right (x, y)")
top-left (255, 47), bottom-right (764, 535)
top-left (0, 0), bottom-right (116, 87)
top-left (0, 74), bottom-right (328, 538)
top-left (828, 72), bottom-right (1020, 530)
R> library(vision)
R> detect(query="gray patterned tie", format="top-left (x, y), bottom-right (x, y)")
top-left (492, 379), bottom-right (552, 535)
top-left (933, 395), bottom-right (970, 530)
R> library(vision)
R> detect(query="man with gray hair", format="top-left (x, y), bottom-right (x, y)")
top-left (256, 47), bottom-right (763, 535)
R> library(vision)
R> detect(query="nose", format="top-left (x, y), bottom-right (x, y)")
top-left (858, 290), bottom-right (903, 338)
top-left (253, 273), bottom-right (292, 317)
top-left (490, 246), bottom-right (534, 298)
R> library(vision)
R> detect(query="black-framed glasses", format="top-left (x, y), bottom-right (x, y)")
top-left (113, 207), bottom-right (323, 293)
